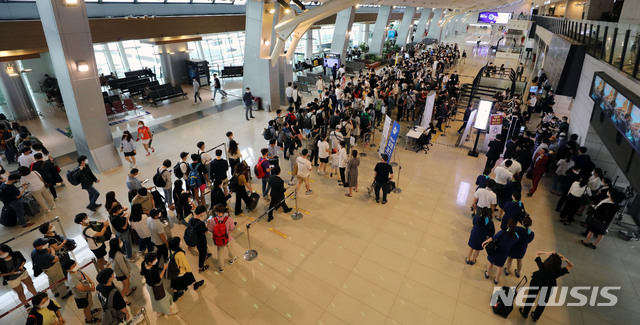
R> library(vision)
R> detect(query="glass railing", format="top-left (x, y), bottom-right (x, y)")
top-left (531, 15), bottom-right (640, 80)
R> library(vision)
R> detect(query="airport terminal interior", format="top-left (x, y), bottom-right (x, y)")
top-left (2, 0), bottom-right (640, 324)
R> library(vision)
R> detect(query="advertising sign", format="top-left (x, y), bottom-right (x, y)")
top-left (474, 100), bottom-right (493, 130)
top-left (420, 91), bottom-right (437, 128)
top-left (478, 12), bottom-right (512, 24)
top-left (384, 121), bottom-right (401, 163)
top-left (483, 114), bottom-right (504, 150)
top-left (379, 115), bottom-right (392, 154)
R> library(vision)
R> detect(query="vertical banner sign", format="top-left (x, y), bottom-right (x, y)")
top-left (457, 109), bottom-right (478, 147)
top-left (384, 121), bottom-right (401, 162)
top-left (420, 91), bottom-right (436, 128)
top-left (483, 114), bottom-right (503, 151)
top-left (379, 115), bottom-right (392, 154)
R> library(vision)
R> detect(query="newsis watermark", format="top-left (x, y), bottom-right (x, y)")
top-left (490, 286), bottom-right (621, 307)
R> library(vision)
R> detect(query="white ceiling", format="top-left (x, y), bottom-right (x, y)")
top-left (310, 0), bottom-right (517, 10)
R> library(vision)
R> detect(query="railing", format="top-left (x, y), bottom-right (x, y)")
top-left (531, 15), bottom-right (640, 80)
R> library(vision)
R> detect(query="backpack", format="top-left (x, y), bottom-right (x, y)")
top-left (187, 163), bottom-right (203, 189)
top-left (285, 112), bottom-right (297, 126)
top-left (229, 175), bottom-right (240, 192)
top-left (302, 114), bottom-right (313, 129)
top-left (183, 218), bottom-right (199, 247)
top-left (84, 221), bottom-right (112, 245)
top-left (102, 288), bottom-right (126, 325)
top-left (173, 161), bottom-right (190, 179)
top-left (330, 115), bottom-right (340, 129)
top-left (166, 252), bottom-right (180, 280)
top-left (212, 216), bottom-right (229, 246)
top-left (66, 167), bottom-right (81, 186)
top-left (360, 113), bottom-right (370, 129)
top-left (316, 111), bottom-right (325, 126)
top-left (262, 127), bottom-right (274, 141)
top-left (338, 122), bottom-right (348, 136)
top-left (254, 157), bottom-right (267, 179)
top-left (153, 168), bottom-right (167, 188)
top-left (277, 129), bottom-right (287, 144)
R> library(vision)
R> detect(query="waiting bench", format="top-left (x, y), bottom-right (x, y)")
top-left (149, 84), bottom-right (188, 106)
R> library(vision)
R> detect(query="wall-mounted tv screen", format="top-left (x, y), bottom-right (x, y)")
top-left (590, 72), bottom-right (640, 154)
top-left (478, 12), bottom-right (512, 24)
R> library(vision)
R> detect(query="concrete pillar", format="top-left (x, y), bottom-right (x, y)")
top-left (364, 23), bottom-right (370, 46)
top-left (159, 43), bottom-right (189, 85)
top-left (0, 61), bottom-right (37, 120)
top-left (370, 5), bottom-right (393, 55)
top-left (116, 42), bottom-right (130, 71)
top-left (36, 0), bottom-right (121, 172)
top-left (426, 8), bottom-right (445, 42)
top-left (305, 30), bottom-right (313, 59)
top-left (414, 9), bottom-right (432, 43)
top-left (396, 7), bottom-right (417, 47)
top-left (330, 7), bottom-right (356, 62)
top-left (101, 44), bottom-right (116, 75)
top-left (243, 0), bottom-right (291, 109)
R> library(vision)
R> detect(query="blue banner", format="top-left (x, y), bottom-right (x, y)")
top-left (384, 121), bottom-right (401, 163)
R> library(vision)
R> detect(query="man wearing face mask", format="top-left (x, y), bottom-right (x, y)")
top-left (74, 213), bottom-right (110, 272)
top-left (96, 268), bottom-right (130, 324)
top-left (0, 173), bottom-right (35, 228)
top-left (26, 291), bottom-right (64, 325)
top-left (39, 222), bottom-right (74, 269)
top-left (31, 238), bottom-right (71, 299)
top-left (62, 259), bottom-right (101, 324)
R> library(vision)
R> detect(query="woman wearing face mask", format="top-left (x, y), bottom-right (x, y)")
top-left (38, 222), bottom-right (74, 269)
top-left (168, 237), bottom-right (204, 302)
top-left (26, 291), bottom-right (64, 325)
top-left (136, 121), bottom-right (154, 156)
top-left (62, 259), bottom-right (101, 324)
top-left (0, 244), bottom-right (38, 309)
top-left (140, 252), bottom-right (178, 317)
top-left (108, 238), bottom-right (137, 299)
top-left (108, 204), bottom-right (135, 261)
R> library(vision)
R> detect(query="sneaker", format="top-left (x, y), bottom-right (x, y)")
top-left (375, 199), bottom-right (379, 203)
top-left (229, 257), bottom-right (238, 265)
top-left (193, 280), bottom-right (205, 291)
top-left (172, 290), bottom-right (184, 302)
top-left (305, 190), bottom-right (313, 195)
top-left (205, 253), bottom-right (212, 260)
top-left (22, 222), bottom-right (35, 228)
top-left (218, 267), bottom-right (224, 272)
top-left (199, 265), bottom-right (209, 272)
top-left (382, 200), bottom-right (387, 204)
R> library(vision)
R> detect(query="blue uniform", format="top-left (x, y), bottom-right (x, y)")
top-left (508, 227), bottom-right (535, 259)
top-left (499, 180), bottom-right (522, 209)
top-left (468, 215), bottom-right (492, 250)
top-left (475, 174), bottom-right (489, 190)
top-left (487, 230), bottom-right (520, 267)
top-left (501, 201), bottom-right (524, 230)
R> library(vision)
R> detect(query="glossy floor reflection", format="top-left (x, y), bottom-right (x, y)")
top-left (1, 42), bottom-right (639, 325)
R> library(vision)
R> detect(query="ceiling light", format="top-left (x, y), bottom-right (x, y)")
top-left (285, 9), bottom-right (291, 13)
top-left (169, 52), bottom-right (175, 55)
top-left (76, 61), bottom-right (89, 72)
top-left (5, 64), bottom-right (19, 77)
top-left (64, 0), bottom-right (78, 7)
top-left (269, 8), bottom-right (276, 14)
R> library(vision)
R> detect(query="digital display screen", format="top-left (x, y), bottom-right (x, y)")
top-left (477, 12), bottom-right (512, 24)
top-left (530, 86), bottom-right (538, 93)
top-left (474, 100), bottom-right (493, 130)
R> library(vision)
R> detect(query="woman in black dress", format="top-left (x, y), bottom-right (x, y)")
top-left (168, 237), bottom-right (204, 302)
top-left (581, 188), bottom-right (622, 249)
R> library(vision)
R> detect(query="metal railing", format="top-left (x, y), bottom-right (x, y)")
top-left (531, 15), bottom-right (640, 80)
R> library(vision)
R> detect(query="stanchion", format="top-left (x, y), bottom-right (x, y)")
top-left (393, 165), bottom-right (402, 194)
top-left (1, 215), bottom-right (66, 245)
top-left (291, 189), bottom-right (303, 220)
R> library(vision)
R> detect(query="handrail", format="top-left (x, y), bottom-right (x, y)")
top-left (246, 190), bottom-right (296, 229)
top-left (1, 216), bottom-right (63, 245)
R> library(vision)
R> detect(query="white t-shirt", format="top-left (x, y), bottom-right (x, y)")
top-left (296, 156), bottom-right (312, 178)
top-left (338, 147), bottom-right (348, 168)
top-left (329, 131), bottom-right (343, 149)
top-left (318, 141), bottom-right (330, 159)
top-left (502, 160), bottom-right (522, 176)
top-left (197, 150), bottom-right (213, 165)
top-left (18, 154), bottom-right (36, 168)
top-left (21, 171), bottom-right (46, 192)
top-left (494, 166), bottom-right (513, 185)
top-left (474, 188), bottom-right (497, 208)
top-left (556, 160), bottom-right (574, 176)
top-left (147, 217), bottom-right (166, 246)
top-left (568, 182), bottom-right (591, 197)
top-left (285, 86), bottom-right (293, 98)
top-left (130, 214), bottom-right (151, 239)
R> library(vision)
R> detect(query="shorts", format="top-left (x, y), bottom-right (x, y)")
top-left (297, 175), bottom-right (310, 182)
top-left (6, 271), bottom-right (29, 289)
top-left (91, 244), bottom-right (107, 259)
top-left (74, 297), bottom-right (89, 309)
top-left (199, 184), bottom-right (206, 192)
top-left (124, 151), bottom-right (136, 157)
top-left (319, 157), bottom-right (329, 163)
top-left (116, 274), bottom-right (128, 281)
top-left (141, 138), bottom-right (151, 146)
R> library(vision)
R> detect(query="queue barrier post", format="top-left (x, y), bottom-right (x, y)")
top-left (291, 189), bottom-right (303, 220)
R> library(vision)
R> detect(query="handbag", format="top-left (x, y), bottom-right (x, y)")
top-left (151, 282), bottom-right (166, 300)
top-left (383, 181), bottom-right (396, 194)
top-left (485, 240), bottom-right (499, 255)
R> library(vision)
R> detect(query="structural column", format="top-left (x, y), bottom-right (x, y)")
top-left (363, 23), bottom-right (370, 46)
top-left (159, 43), bottom-right (189, 85)
top-left (426, 8), bottom-right (445, 42)
top-left (36, 0), bottom-right (121, 172)
top-left (330, 7), bottom-right (356, 62)
top-left (243, 1), bottom-right (291, 109)
top-left (370, 5), bottom-right (393, 55)
top-left (414, 8), bottom-right (432, 43)
top-left (101, 44), bottom-right (116, 75)
top-left (396, 7), bottom-right (416, 47)
top-left (305, 30), bottom-right (313, 59)
top-left (0, 61), bottom-right (37, 120)
top-left (116, 42), bottom-right (130, 71)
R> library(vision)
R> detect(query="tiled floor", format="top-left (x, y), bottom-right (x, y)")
top-left (1, 40), bottom-right (639, 325)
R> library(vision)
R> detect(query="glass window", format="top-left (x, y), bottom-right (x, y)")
top-left (192, 0), bottom-right (214, 2)
top-left (135, 0), bottom-right (164, 3)
top-left (166, 0), bottom-right (191, 2)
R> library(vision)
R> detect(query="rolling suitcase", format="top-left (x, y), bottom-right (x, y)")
top-left (0, 206), bottom-right (17, 227)
top-left (23, 192), bottom-right (41, 216)
top-left (247, 192), bottom-right (260, 211)
top-left (492, 275), bottom-right (528, 318)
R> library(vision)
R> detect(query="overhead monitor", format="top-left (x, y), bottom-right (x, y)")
top-left (474, 100), bottom-right (493, 130)
top-left (477, 12), bottom-right (512, 24)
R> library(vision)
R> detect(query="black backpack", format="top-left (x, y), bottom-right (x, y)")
top-left (152, 168), bottom-right (167, 188)
top-left (173, 161), bottom-right (190, 179)
top-left (330, 115), bottom-right (340, 129)
top-left (302, 114), bottom-right (313, 129)
top-left (229, 175), bottom-right (240, 192)
top-left (66, 167), bottom-right (81, 186)
top-left (262, 127), bottom-right (275, 141)
top-left (184, 218), bottom-right (199, 247)
top-left (166, 252), bottom-right (180, 280)
top-left (316, 111), bottom-right (325, 126)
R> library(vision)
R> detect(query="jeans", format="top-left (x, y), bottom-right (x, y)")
top-left (163, 187), bottom-right (173, 207)
top-left (213, 88), bottom-right (227, 99)
top-left (85, 186), bottom-right (100, 208)
top-left (551, 174), bottom-right (564, 193)
top-left (287, 97), bottom-right (293, 108)
top-left (8, 200), bottom-right (26, 226)
top-left (344, 136), bottom-right (351, 153)
top-left (245, 103), bottom-right (254, 119)
top-left (261, 177), bottom-right (271, 197)
top-left (116, 229), bottom-right (133, 259)
top-left (375, 181), bottom-right (388, 202)
top-left (309, 149), bottom-right (319, 165)
top-left (194, 91), bottom-right (202, 102)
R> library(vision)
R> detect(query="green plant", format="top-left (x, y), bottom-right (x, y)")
top-left (364, 53), bottom-right (383, 62)
top-left (358, 43), bottom-right (369, 53)
top-left (65, 126), bottom-right (73, 139)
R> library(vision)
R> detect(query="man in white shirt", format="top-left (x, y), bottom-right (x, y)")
top-left (335, 86), bottom-right (344, 111)
top-left (296, 149), bottom-right (313, 195)
top-left (18, 147), bottom-right (36, 168)
top-left (285, 82), bottom-right (294, 109)
top-left (501, 159), bottom-right (522, 176)
top-left (315, 76), bottom-right (325, 95)
top-left (494, 163), bottom-right (513, 186)
top-left (471, 179), bottom-right (497, 216)
top-left (338, 65), bottom-right (345, 79)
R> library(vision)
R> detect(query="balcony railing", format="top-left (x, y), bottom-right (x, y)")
top-left (531, 15), bottom-right (640, 80)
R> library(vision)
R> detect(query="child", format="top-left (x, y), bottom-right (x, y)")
top-left (330, 148), bottom-right (339, 178)
top-left (207, 204), bottom-right (237, 272)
